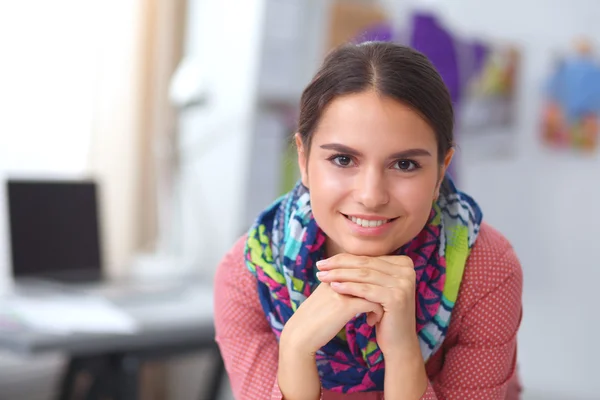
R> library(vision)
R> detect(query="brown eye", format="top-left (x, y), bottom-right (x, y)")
top-left (394, 160), bottom-right (419, 171)
top-left (332, 155), bottom-right (353, 167)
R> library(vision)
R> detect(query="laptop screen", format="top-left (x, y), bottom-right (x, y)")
top-left (7, 179), bottom-right (103, 281)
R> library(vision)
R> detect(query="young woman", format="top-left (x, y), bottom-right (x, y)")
top-left (214, 42), bottom-right (523, 400)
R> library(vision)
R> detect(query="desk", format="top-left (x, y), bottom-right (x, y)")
top-left (0, 281), bottom-right (226, 400)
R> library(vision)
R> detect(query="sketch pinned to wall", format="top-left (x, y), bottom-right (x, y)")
top-left (540, 39), bottom-right (600, 153)
top-left (457, 42), bottom-right (521, 160)
top-left (460, 45), bottom-right (520, 131)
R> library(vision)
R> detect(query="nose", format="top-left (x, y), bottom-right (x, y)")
top-left (354, 166), bottom-right (390, 209)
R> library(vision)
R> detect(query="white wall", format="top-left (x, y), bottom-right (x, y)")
top-left (87, 0), bottom-right (148, 279)
top-left (412, 0), bottom-right (599, 398)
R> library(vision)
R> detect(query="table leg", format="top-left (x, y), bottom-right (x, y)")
top-left (57, 355), bottom-right (114, 400)
top-left (84, 358), bottom-right (116, 400)
top-left (114, 354), bottom-right (140, 400)
top-left (203, 347), bottom-right (226, 400)
top-left (56, 357), bottom-right (81, 400)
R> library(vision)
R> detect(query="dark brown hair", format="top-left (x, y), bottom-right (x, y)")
top-left (297, 41), bottom-right (454, 163)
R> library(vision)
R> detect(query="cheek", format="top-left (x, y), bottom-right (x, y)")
top-left (306, 162), bottom-right (351, 226)
top-left (307, 161), bottom-right (351, 194)
top-left (391, 175), bottom-right (437, 213)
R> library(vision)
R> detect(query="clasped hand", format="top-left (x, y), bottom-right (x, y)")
top-left (316, 254), bottom-right (417, 357)
top-left (280, 253), bottom-right (418, 359)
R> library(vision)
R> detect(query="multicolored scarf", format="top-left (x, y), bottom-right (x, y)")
top-left (244, 175), bottom-right (482, 393)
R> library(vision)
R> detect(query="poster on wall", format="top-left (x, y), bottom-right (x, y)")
top-left (458, 43), bottom-right (521, 160)
top-left (540, 39), bottom-right (600, 154)
top-left (460, 46), bottom-right (520, 130)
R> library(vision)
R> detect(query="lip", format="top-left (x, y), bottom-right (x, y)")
top-left (341, 213), bottom-right (397, 237)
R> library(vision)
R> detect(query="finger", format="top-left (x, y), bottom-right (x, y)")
top-left (366, 311), bottom-right (382, 326)
top-left (331, 282), bottom-right (392, 305)
top-left (366, 312), bottom-right (377, 326)
top-left (317, 268), bottom-right (394, 287)
top-left (349, 297), bottom-right (383, 324)
top-left (318, 255), bottom-right (415, 280)
top-left (317, 254), bottom-right (396, 274)
top-left (377, 255), bottom-right (414, 268)
top-left (364, 304), bottom-right (383, 325)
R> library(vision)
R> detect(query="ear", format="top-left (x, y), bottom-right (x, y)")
top-left (295, 133), bottom-right (309, 188)
top-left (434, 148), bottom-right (455, 200)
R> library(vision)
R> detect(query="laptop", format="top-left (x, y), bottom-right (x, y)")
top-left (7, 178), bottom-right (103, 284)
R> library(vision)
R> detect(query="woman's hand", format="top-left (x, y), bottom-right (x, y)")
top-left (316, 254), bottom-right (429, 398)
top-left (280, 279), bottom-right (384, 356)
top-left (315, 254), bottom-right (419, 358)
top-left (278, 278), bottom-right (384, 400)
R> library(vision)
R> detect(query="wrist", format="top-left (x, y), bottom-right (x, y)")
top-left (382, 332), bottom-right (422, 360)
top-left (384, 359), bottom-right (428, 400)
top-left (383, 337), bottom-right (428, 399)
top-left (280, 327), bottom-right (317, 358)
top-left (278, 336), bottom-right (321, 400)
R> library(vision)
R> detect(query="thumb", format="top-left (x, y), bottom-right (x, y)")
top-left (366, 311), bottom-right (382, 326)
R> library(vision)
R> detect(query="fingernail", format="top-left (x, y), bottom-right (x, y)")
top-left (316, 271), bottom-right (328, 279)
top-left (330, 282), bottom-right (340, 287)
top-left (316, 259), bottom-right (327, 268)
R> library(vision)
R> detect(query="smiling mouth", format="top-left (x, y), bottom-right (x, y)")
top-left (342, 214), bottom-right (398, 228)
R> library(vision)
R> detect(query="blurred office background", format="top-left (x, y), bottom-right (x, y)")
top-left (0, 0), bottom-right (598, 399)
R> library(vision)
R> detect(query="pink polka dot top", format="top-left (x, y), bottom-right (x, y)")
top-left (214, 222), bottom-right (523, 399)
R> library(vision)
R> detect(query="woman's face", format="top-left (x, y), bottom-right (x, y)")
top-left (296, 91), bottom-right (452, 257)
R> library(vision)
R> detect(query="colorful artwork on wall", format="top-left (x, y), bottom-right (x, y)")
top-left (540, 40), bottom-right (600, 153)
top-left (460, 45), bottom-right (520, 131)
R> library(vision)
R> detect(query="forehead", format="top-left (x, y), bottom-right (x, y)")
top-left (312, 91), bottom-right (437, 151)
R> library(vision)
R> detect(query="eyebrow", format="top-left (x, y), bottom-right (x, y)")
top-left (319, 143), bottom-right (432, 159)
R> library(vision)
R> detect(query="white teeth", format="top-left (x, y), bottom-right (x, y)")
top-left (348, 216), bottom-right (389, 228)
